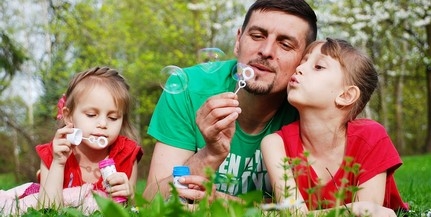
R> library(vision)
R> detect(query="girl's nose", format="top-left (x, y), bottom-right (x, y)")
top-left (295, 63), bottom-right (306, 75)
top-left (97, 118), bottom-right (107, 128)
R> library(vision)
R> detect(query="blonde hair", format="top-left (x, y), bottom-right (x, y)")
top-left (62, 66), bottom-right (139, 142)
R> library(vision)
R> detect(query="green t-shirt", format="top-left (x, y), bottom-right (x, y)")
top-left (148, 60), bottom-right (298, 196)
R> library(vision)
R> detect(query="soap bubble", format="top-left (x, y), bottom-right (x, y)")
top-left (159, 65), bottom-right (188, 94)
top-left (197, 47), bottom-right (226, 73)
top-left (232, 62), bottom-right (255, 81)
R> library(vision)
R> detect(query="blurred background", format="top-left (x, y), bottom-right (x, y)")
top-left (0, 0), bottom-right (430, 184)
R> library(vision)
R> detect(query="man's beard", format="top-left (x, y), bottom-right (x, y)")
top-left (242, 58), bottom-right (276, 95)
top-left (243, 79), bottom-right (275, 95)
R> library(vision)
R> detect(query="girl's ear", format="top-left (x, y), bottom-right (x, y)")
top-left (335, 85), bottom-right (360, 107)
top-left (62, 107), bottom-right (73, 125)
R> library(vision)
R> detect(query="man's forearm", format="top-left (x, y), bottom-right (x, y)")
top-left (143, 176), bottom-right (173, 200)
top-left (184, 146), bottom-right (228, 176)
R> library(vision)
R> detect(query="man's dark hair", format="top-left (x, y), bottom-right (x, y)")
top-left (241, 0), bottom-right (318, 45)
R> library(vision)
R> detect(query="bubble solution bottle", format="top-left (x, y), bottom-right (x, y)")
top-left (98, 158), bottom-right (127, 204)
top-left (172, 165), bottom-right (190, 203)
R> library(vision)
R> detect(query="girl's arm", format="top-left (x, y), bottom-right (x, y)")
top-left (38, 161), bottom-right (66, 208)
top-left (305, 168), bottom-right (393, 216)
top-left (38, 125), bottom-right (74, 208)
top-left (261, 133), bottom-right (308, 212)
top-left (355, 172), bottom-right (386, 204)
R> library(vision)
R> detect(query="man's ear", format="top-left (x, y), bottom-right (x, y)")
top-left (233, 28), bottom-right (242, 57)
top-left (62, 107), bottom-right (73, 125)
top-left (335, 85), bottom-right (360, 107)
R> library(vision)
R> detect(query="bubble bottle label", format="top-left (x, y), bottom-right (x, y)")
top-left (172, 165), bottom-right (190, 203)
top-left (98, 158), bottom-right (127, 204)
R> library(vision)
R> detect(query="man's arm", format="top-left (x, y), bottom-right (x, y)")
top-left (143, 141), bottom-right (234, 200)
top-left (143, 142), bottom-right (194, 200)
top-left (144, 93), bottom-right (241, 200)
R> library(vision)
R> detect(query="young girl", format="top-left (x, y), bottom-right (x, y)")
top-left (0, 67), bottom-right (143, 215)
top-left (261, 38), bottom-right (408, 216)
top-left (36, 66), bottom-right (143, 207)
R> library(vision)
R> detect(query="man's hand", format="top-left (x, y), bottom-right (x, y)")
top-left (196, 92), bottom-right (241, 157)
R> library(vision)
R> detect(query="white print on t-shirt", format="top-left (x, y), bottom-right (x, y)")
top-left (215, 150), bottom-right (270, 195)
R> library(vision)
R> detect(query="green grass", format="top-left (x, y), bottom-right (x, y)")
top-left (394, 154), bottom-right (431, 212)
top-left (0, 173), bottom-right (19, 190)
top-left (0, 154), bottom-right (429, 216)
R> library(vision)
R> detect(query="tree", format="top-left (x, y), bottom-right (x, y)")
top-left (32, 0), bottom-right (246, 179)
top-left (0, 32), bottom-right (27, 93)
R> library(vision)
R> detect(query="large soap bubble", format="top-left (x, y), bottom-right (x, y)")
top-left (197, 47), bottom-right (226, 73)
top-left (159, 65), bottom-right (188, 94)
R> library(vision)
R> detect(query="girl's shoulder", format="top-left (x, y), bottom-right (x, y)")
top-left (110, 135), bottom-right (143, 162)
top-left (348, 118), bottom-right (386, 133)
top-left (347, 118), bottom-right (392, 148)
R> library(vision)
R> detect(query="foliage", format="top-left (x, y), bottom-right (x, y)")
top-left (0, 0), bottom-right (430, 183)
top-left (1, 154), bottom-right (430, 216)
top-left (0, 31), bottom-right (27, 93)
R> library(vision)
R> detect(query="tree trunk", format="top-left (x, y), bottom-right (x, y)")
top-left (394, 74), bottom-right (405, 152)
top-left (425, 23), bottom-right (431, 153)
top-left (426, 64), bottom-right (431, 152)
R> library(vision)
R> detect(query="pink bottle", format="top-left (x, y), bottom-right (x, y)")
top-left (98, 158), bottom-right (127, 203)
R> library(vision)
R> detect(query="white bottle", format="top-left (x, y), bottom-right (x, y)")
top-left (98, 158), bottom-right (127, 203)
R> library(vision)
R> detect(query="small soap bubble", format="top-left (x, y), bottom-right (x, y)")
top-left (159, 65), bottom-right (188, 94)
top-left (197, 47), bottom-right (226, 73)
top-left (232, 62), bottom-right (255, 81)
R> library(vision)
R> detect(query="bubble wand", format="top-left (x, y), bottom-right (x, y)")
top-left (67, 128), bottom-right (108, 148)
top-left (233, 63), bottom-right (255, 94)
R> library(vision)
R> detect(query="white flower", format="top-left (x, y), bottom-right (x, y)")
top-left (260, 198), bottom-right (304, 211)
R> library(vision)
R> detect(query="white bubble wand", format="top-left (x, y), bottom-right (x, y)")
top-left (67, 128), bottom-right (108, 148)
top-left (233, 63), bottom-right (255, 94)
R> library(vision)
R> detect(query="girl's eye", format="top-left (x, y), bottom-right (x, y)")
top-left (315, 65), bottom-right (325, 70)
top-left (109, 117), bottom-right (118, 121)
top-left (86, 114), bottom-right (96, 118)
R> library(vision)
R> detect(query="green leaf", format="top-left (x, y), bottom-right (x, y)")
top-left (94, 194), bottom-right (129, 217)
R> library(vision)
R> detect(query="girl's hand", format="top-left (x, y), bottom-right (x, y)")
top-left (52, 124), bottom-right (75, 166)
top-left (351, 201), bottom-right (396, 217)
top-left (104, 172), bottom-right (133, 198)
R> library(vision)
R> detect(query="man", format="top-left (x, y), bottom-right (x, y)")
top-left (143, 0), bottom-right (317, 201)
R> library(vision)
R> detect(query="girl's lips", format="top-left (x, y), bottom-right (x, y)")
top-left (290, 75), bottom-right (299, 83)
top-left (92, 134), bottom-right (107, 138)
top-left (288, 75), bottom-right (299, 87)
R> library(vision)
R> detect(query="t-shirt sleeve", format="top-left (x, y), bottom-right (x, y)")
top-left (147, 90), bottom-right (198, 151)
top-left (352, 121), bottom-right (402, 185)
top-left (35, 142), bottom-right (53, 169)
